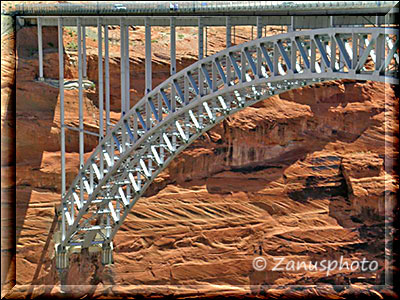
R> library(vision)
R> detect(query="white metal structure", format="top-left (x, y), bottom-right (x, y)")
top-left (54, 25), bottom-right (399, 269)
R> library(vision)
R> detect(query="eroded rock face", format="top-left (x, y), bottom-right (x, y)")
top-left (3, 22), bottom-right (399, 298)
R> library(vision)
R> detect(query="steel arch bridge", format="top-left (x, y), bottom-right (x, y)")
top-left (53, 26), bottom-right (399, 269)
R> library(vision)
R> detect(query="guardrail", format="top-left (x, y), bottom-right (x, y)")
top-left (3, 1), bottom-right (397, 16)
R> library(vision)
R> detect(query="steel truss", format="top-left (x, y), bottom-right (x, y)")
top-left (55, 27), bottom-right (399, 268)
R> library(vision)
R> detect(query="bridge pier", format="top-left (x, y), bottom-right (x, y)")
top-left (55, 245), bottom-right (69, 270)
top-left (101, 242), bottom-right (114, 265)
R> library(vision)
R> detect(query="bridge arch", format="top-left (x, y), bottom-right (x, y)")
top-left (55, 27), bottom-right (398, 266)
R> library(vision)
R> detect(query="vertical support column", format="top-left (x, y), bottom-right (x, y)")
top-left (311, 36), bottom-right (316, 73)
top-left (170, 17), bottom-right (176, 75)
top-left (289, 16), bottom-right (295, 32)
top-left (120, 19), bottom-right (126, 116)
top-left (125, 23), bottom-right (130, 112)
top-left (331, 34), bottom-right (337, 72)
top-left (58, 17), bottom-right (66, 241)
top-left (104, 24), bottom-right (110, 134)
top-left (198, 17), bottom-right (204, 60)
top-left (226, 17), bottom-right (232, 85)
top-left (376, 15), bottom-right (381, 27)
top-left (359, 35), bottom-right (365, 58)
top-left (77, 18), bottom-right (84, 168)
top-left (351, 33), bottom-right (358, 73)
top-left (145, 17), bottom-right (152, 94)
top-left (145, 17), bottom-right (152, 135)
top-left (290, 37), bottom-right (297, 74)
top-left (273, 43), bottom-right (279, 77)
top-left (256, 17), bottom-right (262, 79)
top-left (82, 25), bottom-right (87, 79)
top-left (77, 18), bottom-right (84, 212)
top-left (226, 17), bottom-right (231, 48)
top-left (256, 16), bottom-right (262, 39)
top-left (330, 16), bottom-right (334, 28)
top-left (205, 26), bottom-right (208, 56)
top-left (98, 18), bottom-right (104, 139)
top-left (170, 14), bottom-right (177, 148)
top-left (375, 33), bottom-right (384, 73)
top-left (37, 17), bottom-right (44, 81)
top-left (97, 18), bottom-right (104, 178)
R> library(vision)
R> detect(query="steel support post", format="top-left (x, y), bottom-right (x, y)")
top-left (311, 37), bottom-right (316, 73)
top-left (331, 35), bottom-right (337, 72)
top-left (125, 23), bottom-right (130, 112)
top-left (101, 242), bottom-right (113, 265)
top-left (198, 17), bottom-right (204, 60)
top-left (256, 17), bottom-right (263, 79)
top-left (104, 24), bottom-right (110, 134)
top-left (226, 17), bottom-right (232, 85)
top-left (170, 16), bottom-right (177, 149)
top-left (82, 26), bottom-right (87, 79)
top-left (98, 18), bottom-right (104, 140)
top-left (256, 16), bottom-right (262, 39)
top-left (37, 17), bottom-right (44, 80)
top-left (97, 18), bottom-right (105, 178)
top-left (359, 35), bottom-right (365, 58)
top-left (170, 17), bottom-right (176, 75)
top-left (289, 16), bottom-right (295, 32)
top-left (376, 15), bottom-right (381, 27)
top-left (55, 244), bottom-right (69, 270)
top-left (120, 19), bottom-right (126, 115)
top-left (226, 17), bottom-right (231, 48)
top-left (77, 18), bottom-right (84, 210)
top-left (205, 26), bottom-right (208, 56)
top-left (145, 17), bottom-right (152, 94)
top-left (375, 33), bottom-right (384, 73)
top-left (351, 33), bottom-right (358, 73)
top-left (58, 17), bottom-right (66, 242)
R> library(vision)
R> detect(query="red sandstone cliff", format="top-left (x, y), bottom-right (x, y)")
top-left (1, 17), bottom-right (399, 299)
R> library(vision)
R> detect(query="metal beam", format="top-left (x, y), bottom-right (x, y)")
top-left (145, 17), bottom-right (152, 94)
top-left (77, 18), bottom-right (84, 169)
top-left (77, 18), bottom-right (84, 219)
top-left (30, 15), bottom-right (398, 28)
top-left (125, 23), bottom-right (130, 112)
top-left (58, 17), bottom-right (66, 241)
top-left (98, 18), bottom-right (104, 141)
top-left (82, 26), bottom-right (87, 79)
top-left (205, 26), bottom-right (208, 56)
top-left (289, 16), bottom-right (295, 32)
top-left (37, 17), bottom-right (44, 80)
top-left (104, 24), bottom-right (110, 134)
top-left (256, 16), bottom-right (262, 39)
top-left (120, 19), bottom-right (126, 115)
top-left (198, 17), bottom-right (204, 60)
top-left (226, 16), bottom-right (231, 48)
top-left (170, 17), bottom-right (176, 75)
